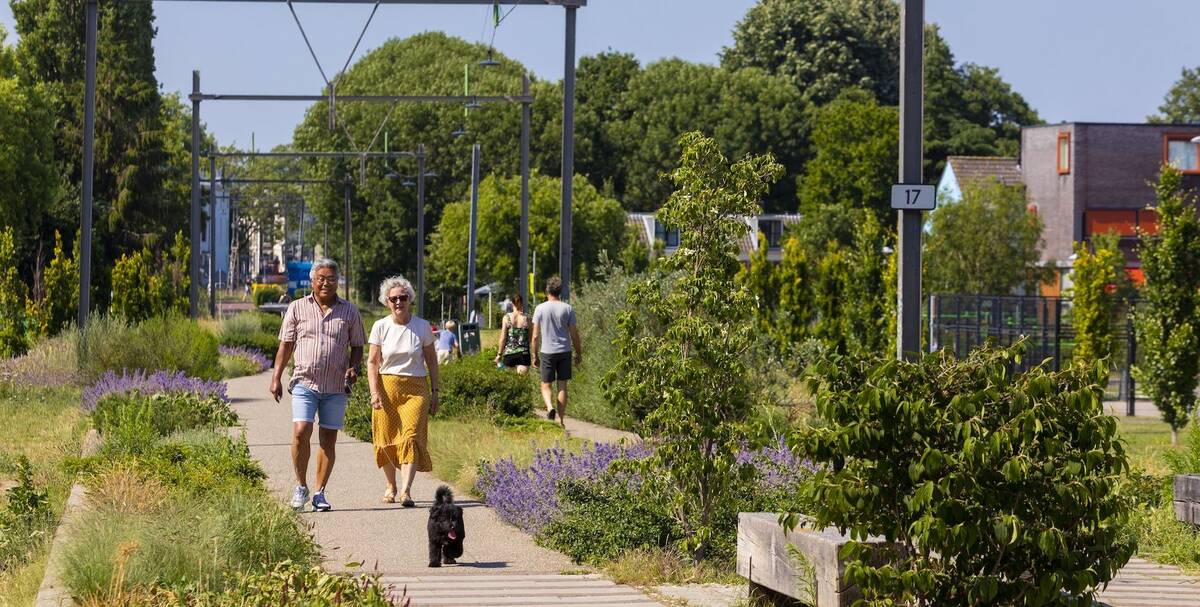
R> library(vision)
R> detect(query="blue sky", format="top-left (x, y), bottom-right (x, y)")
top-left (1, 0), bottom-right (1198, 150)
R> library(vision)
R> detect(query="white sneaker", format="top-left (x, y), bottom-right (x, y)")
top-left (290, 485), bottom-right (309, 510)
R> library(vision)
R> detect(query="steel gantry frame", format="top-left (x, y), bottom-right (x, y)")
top-left (78, 0), bottom-right (583, 327)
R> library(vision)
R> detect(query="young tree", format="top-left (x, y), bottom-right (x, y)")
top-left (1069, 231), bottom-right (1129, 368)
top-left (605, 132), bottom-right (782, 560)
top-left (29, 230), bottom-right (78, 337)
top-left (738, 234), bottom-right (777, 335)
top-left (0, 227), bottom-right (29, 357)
top-left (1134, 165), bottom-right (1200, 444)
top-left (923, 179), bottom-right (1046, 295)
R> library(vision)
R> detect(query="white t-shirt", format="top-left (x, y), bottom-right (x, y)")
top-left (368, 315), bottom-right (436, 377)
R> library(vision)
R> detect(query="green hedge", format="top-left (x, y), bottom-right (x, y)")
top-left (253, 286), bottom-right (285, 306)
top-left (218, 312), bottom-right (280, 358)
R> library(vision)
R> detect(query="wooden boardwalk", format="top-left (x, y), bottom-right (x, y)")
top-left (379, 573), bottom-right (661, 607)
top-left (1098, 558), bottom-right (1200, 607)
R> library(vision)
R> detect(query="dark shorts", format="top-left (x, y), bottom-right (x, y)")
top-left (502, 352), bottom-right (531, 368)
top-left (539, 351), bottom-right (572, 383)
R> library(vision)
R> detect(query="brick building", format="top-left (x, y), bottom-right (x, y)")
top-left (939, 123), bottom-right (1200, 295)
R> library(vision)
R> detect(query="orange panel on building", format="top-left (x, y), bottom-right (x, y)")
top-left (1085, 210), bottom-right (1138, 236)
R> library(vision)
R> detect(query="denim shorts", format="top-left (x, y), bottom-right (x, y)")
top-left (291, 384), bottom-right (348, 430)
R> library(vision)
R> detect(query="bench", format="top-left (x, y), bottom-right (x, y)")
top-left (1175, 475), bottom-right (1200, 525)
top-left (737, 512), bottom-right (902, 607)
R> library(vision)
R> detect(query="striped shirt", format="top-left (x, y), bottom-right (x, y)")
top-left (279, 294), bottom-right (366, 394)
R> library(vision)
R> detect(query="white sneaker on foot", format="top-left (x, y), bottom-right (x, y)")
top-left (290, 485), bottom-right (309, 510)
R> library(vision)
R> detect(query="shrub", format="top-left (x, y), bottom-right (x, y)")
top-left (86, 430), bottom-right (265, 495)
top-left (217, 312), bottom-right (281, 358)
top-left (440, 352), bottom-right (530, 418)
top-left (93, 392), bottom-right (237, 454)
top-left (571, 265), bottom-right (641, 430)
top-left (796, 343), bottom-right (1135, 605)
top-left (0, 456), bottom-right (54, 573)
top-left (219, 345), bottom-right (272, 378)
top-left (83, 369), bottom-right (228, 414)
top-left (28, 230), bottom-right (78, 338)
top-left (109, 233), bottom-right (189, 323)
top-left (77, 315), bottom-right (221, 382)
top-left (202, 561), bottom-right (405, 606)
top-left (540, 478), bottom-right (677, 564)
top-left (253, 285), bottom-right (285, 306)
top-left (0, 227), bottom-right (29, 358)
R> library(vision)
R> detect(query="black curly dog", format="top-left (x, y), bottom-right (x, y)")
top-left (427, 485), bottom-right (465, 567)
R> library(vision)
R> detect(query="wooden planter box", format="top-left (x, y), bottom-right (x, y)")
top-left (1174, 475), bottom-right (1200, 525)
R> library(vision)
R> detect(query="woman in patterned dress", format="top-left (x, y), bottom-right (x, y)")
top-left (494, 293), bottom-right (532, 375)
top-left (366, 276), bottom-right (439, 507)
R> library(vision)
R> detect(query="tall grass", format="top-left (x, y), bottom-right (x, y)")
top-left (427, 416), bottom-right (584, 493)
top-left (564, 269), bottom-right (639, 430)
top-left (63, 484), bottom-right (316, 601)
top-left (73, 315), bottom-right (221, 382)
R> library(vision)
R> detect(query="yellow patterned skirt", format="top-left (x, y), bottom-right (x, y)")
top-left (373, 374), bottom-right (432, 471)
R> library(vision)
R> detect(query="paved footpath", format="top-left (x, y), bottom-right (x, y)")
top-left (225, 372), bottom-right (660, 607)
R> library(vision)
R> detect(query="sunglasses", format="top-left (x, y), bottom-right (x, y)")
top-left (388, 295), bottom-right (410, 304)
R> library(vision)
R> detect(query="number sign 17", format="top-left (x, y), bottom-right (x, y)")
top-left (890, 184), bottom-right (936, 211)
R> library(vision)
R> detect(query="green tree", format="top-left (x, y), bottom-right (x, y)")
top-left (1134, 165), bottom-right (1200, 444)
top-left (722, 0), bottom-right (900, 106)
top-left (613, 59), bottom-right (810, 212)
top-left (923, 179), bottom-right (1046, 295)
top-left (797, 91), bottom-right (898, 227)
top-left (0, 227), bottom-right (29, 357)
top-left (725, 3), bottom-right (1038, 180)
top-left (738, 235), bottom-right (777, 334)
top-left (12, 0), bottom-right (181, 302)
top-left (575, 51), bottom-right (641, 201)
top-left (109, 232), bottom-right (188, 322)
top-left (0, 58), bottom-right (58, 272)
top-left (605, 132), bottom-right (783, 561)
top-left (774, 235), bottom-right (811, 346)
top-left (1068, 231), bottom-right (1129, 368)
top-left (29, 230), bottom-right (78, 337)
top-left (1150, 66), bottom-right (1200, 124)
top-left (426, 173), bottom-right (626, 299)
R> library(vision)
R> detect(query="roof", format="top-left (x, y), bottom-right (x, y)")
top-left (946, 156), bottom-right (1022, 187)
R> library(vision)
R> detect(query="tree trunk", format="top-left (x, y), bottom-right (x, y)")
top-left (1173, 428), bottom-right (1179, 446)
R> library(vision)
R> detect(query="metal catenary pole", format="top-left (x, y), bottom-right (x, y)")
top-left (467, 144), bottom-right (481, 318)
top-left (190, 71), bottom-right (202, 319)
top-left (79, 0), bottom-right (97, 330)
top-left (209, 156), bottom-right (218, 317)
top-left (344, 181), bottom-right (352, 300)
top-left (520, 73), bottom-right (531, 309)
top-left (417, 144), bottom-right (427, 316)
top-left (896, 0), bottom-right (924, 359)
top-left (559, 6), bottom-right (577, 300)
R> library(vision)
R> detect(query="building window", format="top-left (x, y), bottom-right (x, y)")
top-left (1165, 135), bottom-right (1200, 173)
top-left (654, 220), bottom-right (680, 248)
top-left (1057, 132), bottom-right (1071, 174)
top-left (759, 219), bottom-right (784, 249)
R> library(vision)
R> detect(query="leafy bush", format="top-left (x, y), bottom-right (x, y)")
top-left (78, 315), bottom-right (221, 382)
top-left (540, 478), bottom-right (677, 564)
top-left (253, 285), bottom-right (285, 306)
top-left (109, 232), bottom-right (190, 322)
top-left (63, 486), bottom-right (316, 601)
top-left (219, 346), bottom-right (272, 378)
top-left (571, 265), bottom-right (641, 430)
top-left (86, 430), bottom-right (265, 495)
top-left (0, 227), bottom-right (29, 358)
top-left (204, 561), bottom-right (405, 606)
top-left (0, 456), bottom-right (54, 573)
top-left (83, 369), bottom-right (228, 413)
top-left (27, 230), bottom-right (78, 338)
top-left (796, 344), bottom-right (1135, 605)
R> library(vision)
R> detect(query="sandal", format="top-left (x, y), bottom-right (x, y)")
top-left (382, 487), bottom-right (397, 503)
top-left (400, 491), bottom-right (415, 508)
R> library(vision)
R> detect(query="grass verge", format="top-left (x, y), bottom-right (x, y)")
top-left (0, 382), bottom-right (88, 606)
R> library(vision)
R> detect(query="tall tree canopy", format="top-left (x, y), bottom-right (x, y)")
top-left (613, 59), bottom-right (810, 212)
top-left (1150, 66), bottom-right (1200, 124)
top-left (292, 32), bottom-right (563, 297)
top-left (11, 0), bottom-right (194, 305)
top-left (426, 173), bottom-right (627, 299)
top-left (798, 90), bottom-right (897, 227)
top-left (724, 0), bottom-right (1038, 180)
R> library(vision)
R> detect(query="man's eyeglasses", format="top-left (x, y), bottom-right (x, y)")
top-left (388, 295), bottom-right (410, 304)
top-left (314, 276), bottom-right (338, 285)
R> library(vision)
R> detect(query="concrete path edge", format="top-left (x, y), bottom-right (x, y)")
top-left (34, 428), bottom-right (100, 607)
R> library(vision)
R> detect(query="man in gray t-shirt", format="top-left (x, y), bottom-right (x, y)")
top-left (531, 276), bottom-right (583, 428)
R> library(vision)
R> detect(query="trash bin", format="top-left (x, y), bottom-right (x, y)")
top-left (459, 322), bottom-right (481, 355)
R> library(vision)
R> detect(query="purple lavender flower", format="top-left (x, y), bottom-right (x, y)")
top-left (218, 345), bottom-right (272, 372)
top-left (82, 369), bottom-right (228, 412)
top-left (477, 437), bottom-right (817, 535)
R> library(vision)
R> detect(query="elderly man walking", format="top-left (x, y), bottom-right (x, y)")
top-left (269, 259), bottom-right (365, 511)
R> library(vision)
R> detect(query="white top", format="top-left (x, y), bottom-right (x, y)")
top-left (368, 315), bottom-right (436, 377)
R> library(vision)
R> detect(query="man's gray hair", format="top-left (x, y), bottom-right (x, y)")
top-left (378, 275), bottom-right (416, 306)
top-left (310, 258), bottom-right (340, 281)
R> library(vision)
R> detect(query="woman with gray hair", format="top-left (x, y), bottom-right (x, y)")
top-left (365, 275), bottom-right (439, 507)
